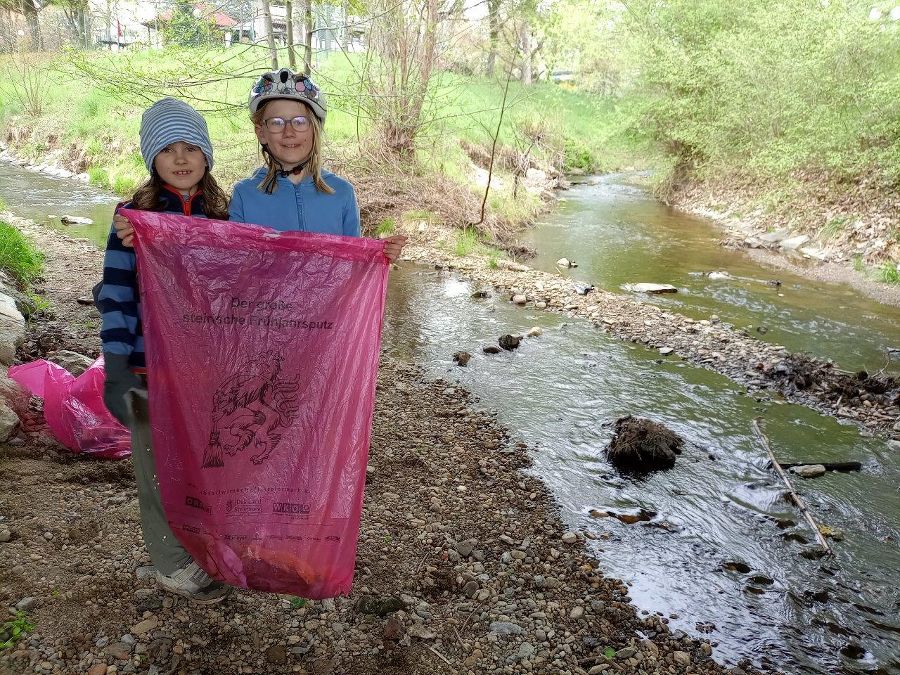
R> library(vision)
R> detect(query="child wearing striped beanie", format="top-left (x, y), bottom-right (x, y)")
top-left (97, 98), bottom-right (231, 604)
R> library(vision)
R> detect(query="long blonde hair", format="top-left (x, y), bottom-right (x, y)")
top-left (253, 101), bottom-right (334, 195)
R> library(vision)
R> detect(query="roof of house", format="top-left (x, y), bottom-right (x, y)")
top-left (144, 6), bottom-right (237, 29)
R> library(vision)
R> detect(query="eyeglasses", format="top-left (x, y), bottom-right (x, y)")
top-left (263, 116), bottom-right (311, 133)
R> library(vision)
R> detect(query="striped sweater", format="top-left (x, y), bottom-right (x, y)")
top-left (98, 186), bottom-right (209, 371)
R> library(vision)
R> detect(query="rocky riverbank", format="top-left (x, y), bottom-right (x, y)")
top-left (0, 218), bottom-right (760, 674)
top-left (669, 179), bottom-right (900, 309)
top-left (401, 244), bottom-right (900, 438)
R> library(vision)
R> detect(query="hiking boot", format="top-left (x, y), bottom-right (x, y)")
top-left (154, 561), bottom-right (232, 604)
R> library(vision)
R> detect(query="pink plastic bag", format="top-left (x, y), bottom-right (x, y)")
top-left (8, 356), bottom-right (131, 459)
top-left (130, 211), bottom-right (388, 598)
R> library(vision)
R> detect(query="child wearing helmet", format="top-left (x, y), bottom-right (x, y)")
top-left (97, 98), bottom-right (231, 604)
top-left (229, 68), bottom-right (406, 260)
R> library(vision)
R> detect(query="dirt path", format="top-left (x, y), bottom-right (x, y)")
top-left (0, 220), bottom-right (753, 675)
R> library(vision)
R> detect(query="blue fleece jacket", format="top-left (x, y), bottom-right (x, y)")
top-left (228, 167), bottom-right (360, 236)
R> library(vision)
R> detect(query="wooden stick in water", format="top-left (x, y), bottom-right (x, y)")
top-left (752, 418), bottom-right (833, 555)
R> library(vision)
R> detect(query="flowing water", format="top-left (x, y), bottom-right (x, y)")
top-left (3, 161), bottom-right (899, 673)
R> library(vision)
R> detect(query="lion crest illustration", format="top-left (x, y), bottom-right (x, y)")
top-left (202, 351), bottom-right (301, 468)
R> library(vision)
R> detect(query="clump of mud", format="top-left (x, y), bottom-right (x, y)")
top-left (761, 355), bottom-right (900, 409)
top-left (605, 415), bottom-right (684, 473)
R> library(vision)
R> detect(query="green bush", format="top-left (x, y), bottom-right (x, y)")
top-left (0, 221), bottom-right (44, 287)
top-left (879, 261), bottom-right (899, 284)
top-left (621, 0), bottom-right (900, 187)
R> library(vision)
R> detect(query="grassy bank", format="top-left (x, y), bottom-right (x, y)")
top-left (0, 48), bottom-right (640, 236)
top-left (0, 193), bottom-right (43, 289)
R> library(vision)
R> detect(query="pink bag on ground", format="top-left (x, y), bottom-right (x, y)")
top-left (130, 211), bottom-right (388, 598)
top-left (8, 356), bottom-right (131, 459)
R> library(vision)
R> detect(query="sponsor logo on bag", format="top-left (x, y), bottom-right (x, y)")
top-left (273, 501), bottom-right (311, 516)
top-left (185, 495), bottom-right (210, 513)
top-left (225, 497), bottom-right (262, 515)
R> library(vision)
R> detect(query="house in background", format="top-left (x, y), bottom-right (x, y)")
top-left (143, 4), bottom-right (238, 47)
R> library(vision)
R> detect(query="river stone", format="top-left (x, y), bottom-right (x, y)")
top-left (780, 234), bottom-right (810, 250)
top-left (759, 228), bottom-right (790, 243)
top-left (498, 334), bottom-right (521, 351)
top-left (527, 326), bottom-right (543, 337)
top-left (624, 283), bottom-right (677, 294)
top-left (47, 350), bottom-right (94, 376)
top-left (800, 246), bottom-right (828, 260)
top-left (605, 415), bottom-right (684, 473)
top-left (453, 351), bottom-right (471, 367)
top-left (791, 464), bottom-right (827, 478)
top-left (511, 294), bottom-right (527, 304)
top-left (886, 439), bottom-right (900, 452)
top-left (557, 258), bottom-right (572, 267)
top-left (60, 215), bottom-right (93, 225)
top-left (707, 271), bottom-right (731, 280)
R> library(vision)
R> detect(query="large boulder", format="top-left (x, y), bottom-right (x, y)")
top-left (0, 291), bottom-right (25, 366)
top-left (0, 401), bottom-right (19, 442)
top-left (605, 415), bottom-right (684, 473)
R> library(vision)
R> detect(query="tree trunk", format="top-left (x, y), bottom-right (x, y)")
top-left (486, 0), bottom-right (500, 77)
top-left (302, 0), bottom-right (313, 75)
top-left (285, 0), bottom-right (296, 69)
top-left (259, 0), bottom-right (278, 70)
top-left (21, 0), bottom-right (42, 50)
top-left (520, 23), bottom-right (532, 85)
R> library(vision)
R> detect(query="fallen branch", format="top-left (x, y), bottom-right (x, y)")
top-left (428, 645), bottom-right (453, 667)
top-left (752, 418), bottom-right (832, 555)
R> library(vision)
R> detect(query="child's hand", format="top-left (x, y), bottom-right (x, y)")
top-left (114, 213), bottom-right (135, 248)
top-left (381, 234), bottom-right (407, 262)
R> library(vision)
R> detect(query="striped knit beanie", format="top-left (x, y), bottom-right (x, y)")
top-left (139, 98), bottom-right (214, 173)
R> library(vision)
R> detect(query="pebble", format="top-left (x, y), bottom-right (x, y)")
top-left (561, 532), bottom-right (578, 544)
top-left (569, 606), bottom-right (584, 620)
top-left (527, 326), bottom-right (543, 337)
top-left (489, 621), bottom-right (524, 636)
top-left (130, 617), bottom-right (159, 635)
top-left (0, 528), bottom-right (10, 543)
top-left (16, 596), bottom-right (37, 611)
top-left (674, 650), bottom-right (691, 666)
